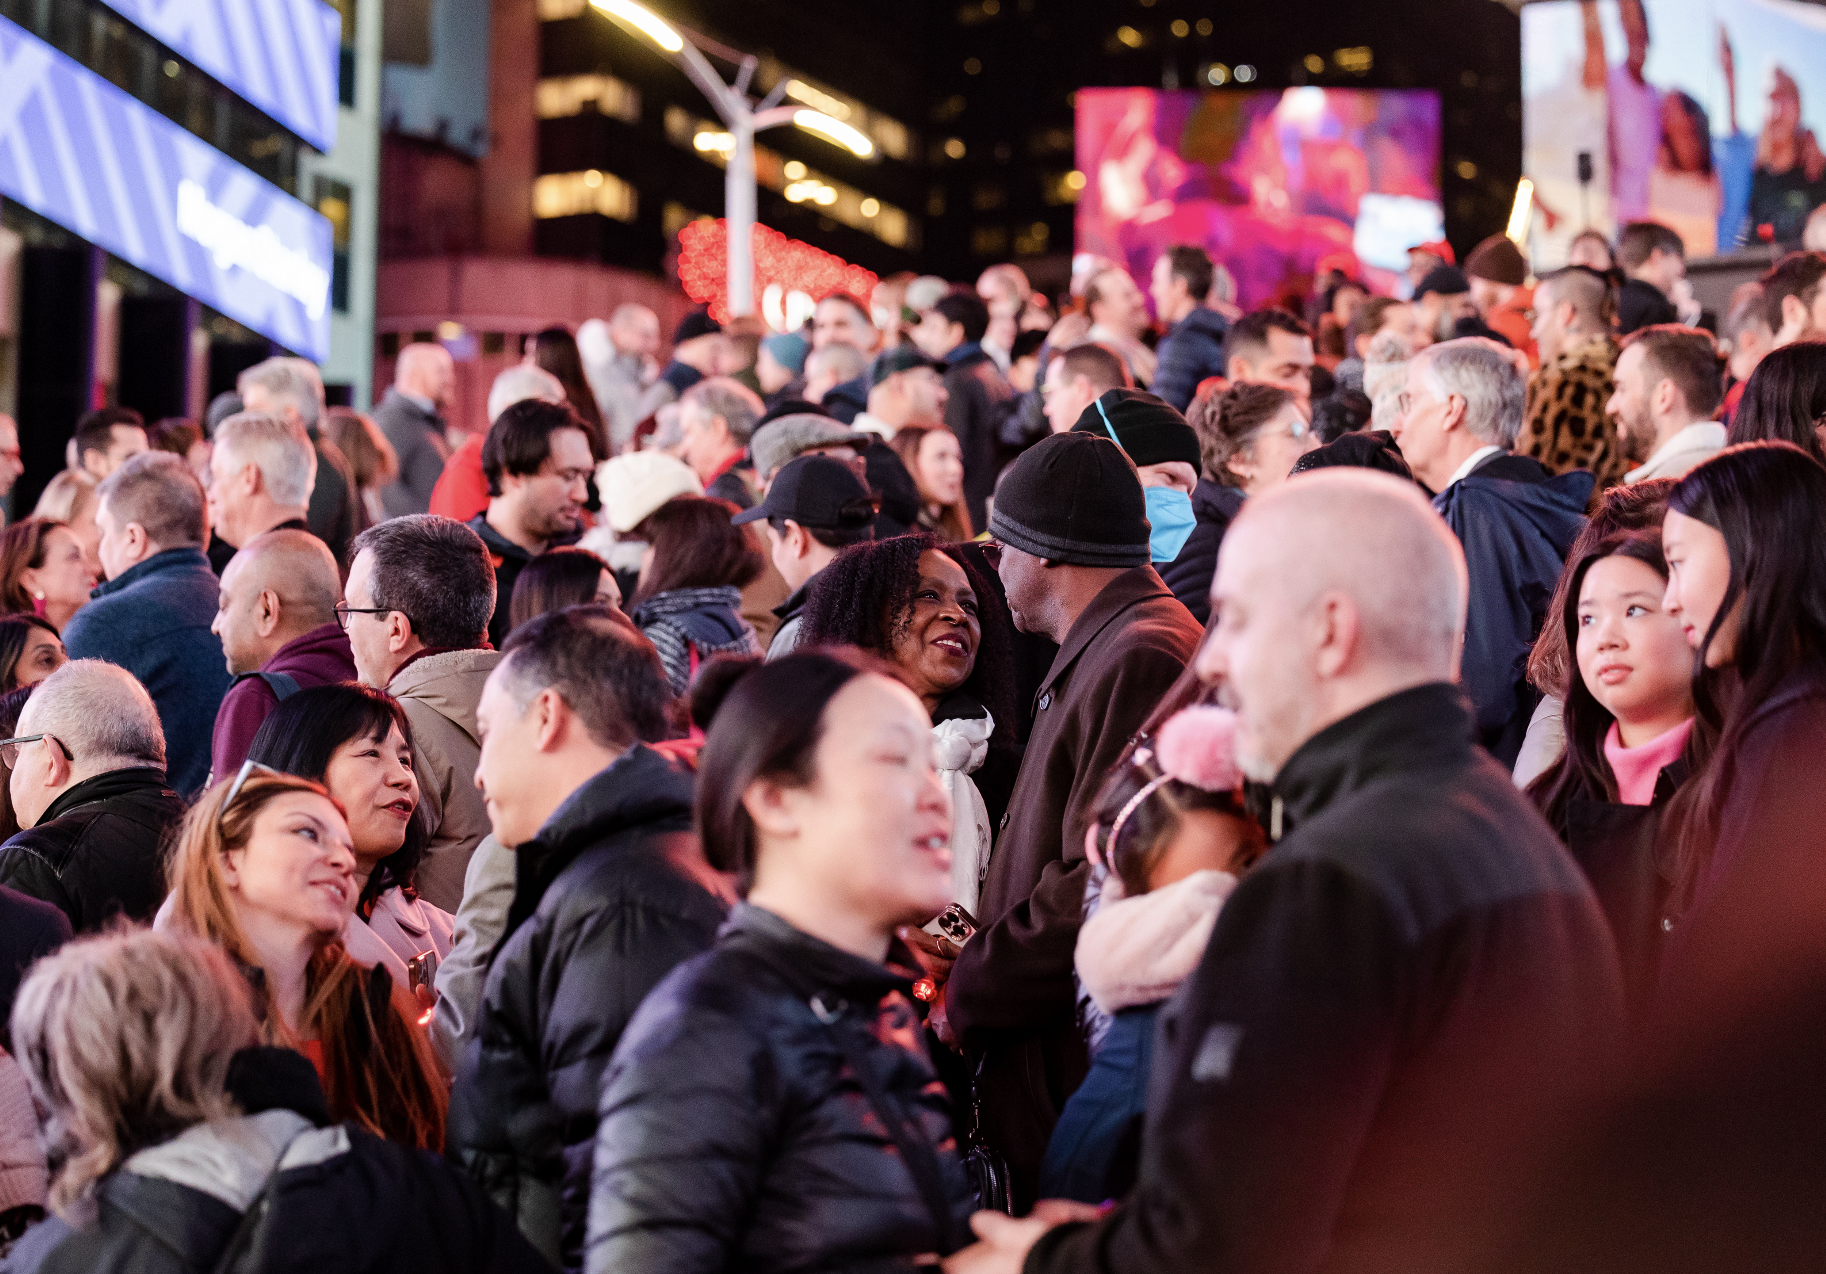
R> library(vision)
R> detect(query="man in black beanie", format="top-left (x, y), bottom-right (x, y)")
top-left (936, 431), bottom-right (1203, 1207)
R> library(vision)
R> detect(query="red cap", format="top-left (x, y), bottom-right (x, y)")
top-left (1410, 240), bottom-right (1455, 266)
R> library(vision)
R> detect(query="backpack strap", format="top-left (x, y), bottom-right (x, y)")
top-left (232, 671), bottom-right (302, 702)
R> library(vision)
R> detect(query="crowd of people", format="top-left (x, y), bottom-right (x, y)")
top-left (0, 213), bottom-right (1821, 1273)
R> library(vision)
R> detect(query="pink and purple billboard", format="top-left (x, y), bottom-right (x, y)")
top-left (1075, 87), bottom-right (1444, 310)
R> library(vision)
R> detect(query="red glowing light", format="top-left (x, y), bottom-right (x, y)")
top-left (677, 219), bottom-right (879, 324)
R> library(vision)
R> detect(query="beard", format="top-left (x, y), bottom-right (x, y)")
top-left (1619, 411), bottom-right (1657, 463)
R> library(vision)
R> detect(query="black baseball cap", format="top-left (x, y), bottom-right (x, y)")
top-left (732, 454), bottom-right (877, 530)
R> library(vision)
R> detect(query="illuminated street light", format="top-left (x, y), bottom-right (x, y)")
top-left (589, 0), bottom-right (877, 317)
top-left (792, 110), bottom-right (874, 158)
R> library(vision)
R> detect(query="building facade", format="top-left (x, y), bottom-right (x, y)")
top-left (0, 0), bottom-right (380, 506)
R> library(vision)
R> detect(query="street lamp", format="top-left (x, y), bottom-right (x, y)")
top-left (592, 0), bottom-right (875, 319)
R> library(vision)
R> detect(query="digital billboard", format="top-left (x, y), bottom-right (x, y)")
top-left (1523, 0), bottom-right (1826, 265)
top-left (1074, 87), bottom-right (1443, 310)
top-left (0, 17), bottom-right (334, 361)
top-left (97, 0), bottom-right (341, 153)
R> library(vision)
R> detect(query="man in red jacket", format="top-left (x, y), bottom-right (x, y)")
top-left (207, 528), bottom-right (356, 782)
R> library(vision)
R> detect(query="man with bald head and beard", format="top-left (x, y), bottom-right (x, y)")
top-left (208, 528), bottom-right (356, 779)
top-left (951, 470), bottom-right (1624, 1274)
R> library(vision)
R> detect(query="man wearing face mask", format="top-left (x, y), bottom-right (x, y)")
top-left (1068, 390), bottom-right (1202, 569)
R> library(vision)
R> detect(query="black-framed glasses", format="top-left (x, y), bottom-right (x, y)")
top-left (978, 538), bottom-right (1004, 571)
top-left (0, 734), bottom-right (72, 768)
top-left (334, 601), bottom-right (397, 631)
top-left (221, 759), bottom-right (284, 818)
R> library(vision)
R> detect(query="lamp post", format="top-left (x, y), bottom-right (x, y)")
top-left (592, 0), bottom-right (875, 319)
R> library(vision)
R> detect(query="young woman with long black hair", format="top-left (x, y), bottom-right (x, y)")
top-left (1657, 441), bottom-right (1826, 1004)
top-left (1527, 531), bottom-right (1706, 1010)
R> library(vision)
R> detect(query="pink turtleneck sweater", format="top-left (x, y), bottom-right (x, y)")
top-left (1603, 717), bottom-right (1694, 805)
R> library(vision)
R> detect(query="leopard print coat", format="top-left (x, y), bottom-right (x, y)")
top-left (1519, 337), bottom-right (1625, 495)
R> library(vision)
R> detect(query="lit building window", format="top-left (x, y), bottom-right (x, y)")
top-left (537, 74), bottom-right (641, 122)
top-left (533, 170), bottom-right (638, 222)
top-left (1044, 170), bottom-right (1086, 205)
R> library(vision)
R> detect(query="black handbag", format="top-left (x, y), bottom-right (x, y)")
top-left (960, 1056), bottom-right (1014, 1215)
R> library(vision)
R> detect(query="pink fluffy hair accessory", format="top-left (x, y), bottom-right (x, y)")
top-left (1153, 705), bottom-right (1243, 793)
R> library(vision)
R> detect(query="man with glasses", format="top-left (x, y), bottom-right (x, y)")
top-left (0, 660), bottom-right (182, 931)
top-left (468, 399), bottom-right (594, 647)
top-left (342, 515), bottom-right (499, 911)
top-left (1390, 339), bottom-right (1593, 766)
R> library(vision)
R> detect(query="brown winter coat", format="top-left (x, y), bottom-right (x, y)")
top-left (390, 648), bottom-right (502, 912)
top-left (946, 567), bottom-right (1202, 1205)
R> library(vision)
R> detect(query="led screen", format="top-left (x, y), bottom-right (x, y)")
top-left (1074, 87), bottom-right (1443, 310)
top-left (1522, 0), bottom-right (1826, 263)
top-left (98, 0), bottom-right (341, 153)
top-left (0, 17), bottom-right (334, 361)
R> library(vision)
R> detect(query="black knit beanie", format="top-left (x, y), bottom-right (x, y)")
top-left (988, 432), bottom-right (1150, 568)
top-left (1071, 389), bottom-right (1202, 468)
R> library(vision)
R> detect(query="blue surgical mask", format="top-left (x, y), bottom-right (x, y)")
top-left (1094, 396), bottom-right (1197, 563)
top-left (1144, 486), bottom-right (1196, 563)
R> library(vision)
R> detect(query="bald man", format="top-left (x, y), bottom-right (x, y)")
top-left (961, 471), bottom-right (1625, 1274)
top-left (0, 660), bottom-right (182, 931)
top-left (376, 342), bottom-right (456, 517)
top-left (208, 528), bottom-right (357, 780)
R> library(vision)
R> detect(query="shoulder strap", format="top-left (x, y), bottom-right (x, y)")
top-left (231, 671), bottom-right (301, 702)
top-left (746, 942), bottom-right (965, 1255)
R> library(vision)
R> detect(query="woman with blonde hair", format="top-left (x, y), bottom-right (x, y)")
top-left (29, 472), bottom-right (100, 579)
top-left (6, 926), bottom-right (546, 1272)
top-left (165, 768), bottom-right (447, 1150)
top-left (889, 424), bottom-right (973, 541)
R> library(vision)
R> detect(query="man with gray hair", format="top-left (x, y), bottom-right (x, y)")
top-left (959, 469), bottom-right (1623, 1274)
top-left (677, 377), bottom-right (763, 509)
top-left (64, 453), bottom-right (230, 796)
top-left (237, 356), bottom-right (359, 566)
top-left (1391, 337), bottom-right (1592, 762)
top-left (0, 660), bottom-right (184, 930)
top-left (343, 515), bottom-right (500, 910)
top-left (375, 341), bottom-right (456, 517)
top-left (207, 410), bottom-right (318, 568)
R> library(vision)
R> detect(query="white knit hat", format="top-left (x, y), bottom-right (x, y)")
top-left (596, 450), bottom-right (703, 533)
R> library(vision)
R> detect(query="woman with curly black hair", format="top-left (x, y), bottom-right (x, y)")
top-left (798, 533), bottom-right (1021, 914)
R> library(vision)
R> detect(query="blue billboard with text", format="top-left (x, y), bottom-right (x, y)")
top-left (98, 0), bottom-right (341, 153)
top-left (0, 17), bottom-right (333, 361)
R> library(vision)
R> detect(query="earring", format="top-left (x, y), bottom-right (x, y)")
top-left (31, 590), bottom-right (43, 601)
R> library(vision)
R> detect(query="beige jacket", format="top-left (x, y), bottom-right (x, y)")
top-left (389, 648), bottom-right (502, 912)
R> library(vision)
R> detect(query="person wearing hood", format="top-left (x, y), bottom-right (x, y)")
top-left (208, 529), bottom-right (357, 782)
top-left (449, 607), bottom-right (727, 1273)
top-left (1149, 246), bottom-right (1231, 412)
top-left (1391, 339), bottom-right (1592, 766)
top-left (343, 516), bottom-right (500, 913)
top-left (469, 400), bottom-right (592, 648)
top-left (1070, 388), bottom-right (1206, 575)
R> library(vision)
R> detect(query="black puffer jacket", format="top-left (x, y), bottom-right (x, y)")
top-left (0, 768), bottom-right (183, 931)
top-left (6, 1047), bottom-right (550, 1274)
top-left (587, 903), bottom-right (975, 1274)
top-left (448, 745), bottom-right (728, 1273)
